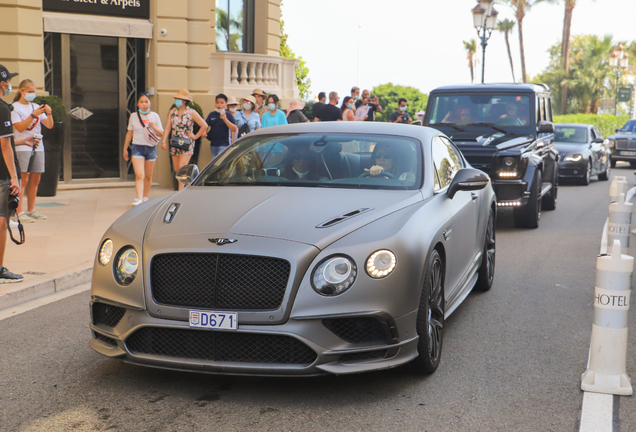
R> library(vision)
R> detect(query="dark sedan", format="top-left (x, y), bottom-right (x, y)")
top-left (554, 123), bottom-right (610, 185)
top-left (606, 119), bottom-right (636, 167)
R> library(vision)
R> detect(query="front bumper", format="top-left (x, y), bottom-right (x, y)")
top-left (492, 179), bottom-right (529, 207)
top-left (89, 298), bottom-right (419, 376)
top-left (611, 149), bottom-right (636, 162)
top-left (558, 160), bottom-right (587, 178)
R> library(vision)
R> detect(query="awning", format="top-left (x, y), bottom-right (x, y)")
top-left (43, 12), bottom-right (153, 39)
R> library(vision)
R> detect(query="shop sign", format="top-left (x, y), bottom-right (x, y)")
top-left (43, 0), bottom-right (149, 20)
top-left (618, 87), bottom-right (632, 103)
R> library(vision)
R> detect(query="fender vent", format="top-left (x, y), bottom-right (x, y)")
top-left (316, 208), bottom-right (373, 228)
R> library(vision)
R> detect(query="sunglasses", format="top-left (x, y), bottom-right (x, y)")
top-left (376, 152), bottom-right (394, 159)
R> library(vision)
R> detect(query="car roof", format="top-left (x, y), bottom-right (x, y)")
top-left (430, 83), bottom-right (550, 93)
top-left (246, 120), bottom-right (440, 142)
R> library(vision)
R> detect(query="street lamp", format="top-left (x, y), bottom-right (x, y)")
top-left (609, 44), bottom-right (629, 116)
top-left (472, 0), bottom-right (498, 84)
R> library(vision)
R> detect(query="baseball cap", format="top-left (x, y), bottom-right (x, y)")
top-left (0, 64), bottom-right (18, 82)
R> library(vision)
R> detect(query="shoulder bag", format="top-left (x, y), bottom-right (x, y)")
top-left (137, 111), bottom-right (160, 145)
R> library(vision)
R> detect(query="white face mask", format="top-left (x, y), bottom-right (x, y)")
top-left (2, 83), bottom-right (12, 97)
top-left (228, 107), bottom-right (237, 113)
top-left (25, 92), bottom-right (36, 102)
top-left (216, 108), bottom-right (225, 114)
top-left (243, 103), bottom-right (252, 111)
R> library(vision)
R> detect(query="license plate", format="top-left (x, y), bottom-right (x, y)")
top-left (189, 310), bottom-right (238, 331)
top-left (621, 151), bottom-right (636, 156)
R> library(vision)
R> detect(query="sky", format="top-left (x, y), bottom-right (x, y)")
top-left (282, 0), bottom-right (636, 100)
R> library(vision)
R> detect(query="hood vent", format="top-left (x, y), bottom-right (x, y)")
top-left (316, 208), bottom-right (373, 228)
top-left (163, 203), bottom-right (181, 224)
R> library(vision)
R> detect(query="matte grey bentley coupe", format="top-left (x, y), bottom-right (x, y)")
top-left (89, 122), bottom-right (496, 376)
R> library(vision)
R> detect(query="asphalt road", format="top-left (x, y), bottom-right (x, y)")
top-left (2, 166), bottom-right (636, 432)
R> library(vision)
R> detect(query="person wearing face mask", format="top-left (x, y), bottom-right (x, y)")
top-left (123, 93), bottom-right (164, 206)
top-left (286, 99), bottom-right (309, 124)
top-left (0, 64), bottom-right (24, 283)
top-left (389, 98), bottom-right (412, 124)
top-left (260, 94), bottom-right (288, 128)
top-left (226, 96), bottom-right (240, 142)
top-left (11, 79), bottom-right (53, 222)
top-left (340, 96), bottom-right (356, 121)
top-left (251, 89), bottom-right (268, 117)
top-left (351, 86), bottom-right (360, 101)
top-left (236, 95), bottom-right (261, 138)
top-left (205, 93), bottom-right (238, 157)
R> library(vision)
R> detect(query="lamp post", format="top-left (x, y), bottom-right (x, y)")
top-left (472, 0), bottom-right (498, 84)
top-left (609, 44), bottom-right (629, 116)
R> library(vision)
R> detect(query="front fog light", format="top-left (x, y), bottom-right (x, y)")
top-left (114, 247), bottom-right (139, 286)
top-left (366, 250), bottom-right (396, 278)
top-left (312, 255), bottom-right (357, 296)
top-left (99, 239), bottom-right (113, 266)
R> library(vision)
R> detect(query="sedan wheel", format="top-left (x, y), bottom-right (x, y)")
top-left (579, 161), bottom-right (591, 186)
top-left (598, 163), bottom-right (610, 181)
top-left (474, 210), bottom-right (495, 292)
top-left (411, 249), bottom-right (445, 374)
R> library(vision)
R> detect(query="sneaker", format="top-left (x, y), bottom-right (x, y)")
top-left (132, 198), bottom-right (143, 206)
top-left (11, 212), bottom-right (35, 223)
top-left (26, 210), bottom-right (47, 220)
top-left (143, 197), bottom-right (149, 202)
top-left (0, 267), bottom-right (23, 283)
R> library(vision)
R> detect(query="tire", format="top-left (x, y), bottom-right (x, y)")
top-left (611, 159), bottom-right (617, 168)
top-left (578, 161), bottom-right (591, 186)
top-left (598, 162), bottom-right (610, 181)
top-left (474, 209), bottom-right (495, 292)
top-left (410, 249), bottom-right (445, 374)
top-left (542, 166), bottom-right (558, 211)
top-left (513, 171), bottom-right (541, 229)
top-left (631, 161), bottom-right (636, 168)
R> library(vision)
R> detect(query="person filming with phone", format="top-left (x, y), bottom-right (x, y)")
top-left (0, 65), bottom-right (24, 282)
top-left (11, 78), bottom-right (53, 223)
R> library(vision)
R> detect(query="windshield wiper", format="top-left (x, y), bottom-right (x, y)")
top-left (466, 123), bottom-right (508, 134)
top-left (428, 122), bottom-right (465, 132)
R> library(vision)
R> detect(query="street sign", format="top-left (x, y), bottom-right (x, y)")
top-left (618, 87), bottom-right (632, 103)
top-left (601, 99), bottom-right (615, 110)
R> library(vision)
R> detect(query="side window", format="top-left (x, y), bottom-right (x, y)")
top-left (594, 127), bottom-right (603, 139)
top-left (439, 136), bottom-right (465, 169)
top-left (538, 97), bottom-right (546, 122)
top-left (546, 97), bottom-right (553, 122)
top-left (590, 128), bottom-right (597, 140)
top-left (432, 136), bottom-right (462, 189)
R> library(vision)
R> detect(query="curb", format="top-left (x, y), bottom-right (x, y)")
top-left (0, 263), bottom-right (92, 311)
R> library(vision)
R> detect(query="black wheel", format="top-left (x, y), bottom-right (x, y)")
top-left (410, 249), bottom-right (445, 374)
top-left (611, 159), bottom-right (617, 168)
top-left (578, 161), bottom-right (591, 185)
top-left (631, 161), bottom-right (636, 168)
top-left (598, 162), bottom-right (610, 181)
top-left (542, 166), bottom-right (558, 211)
top-left (474, 209), bottom-right (495, 292)
top-left (513, 171), bottom-right (541, 229)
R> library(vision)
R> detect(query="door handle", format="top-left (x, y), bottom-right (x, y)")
top-left (471, 192), bottom-right (479, 201)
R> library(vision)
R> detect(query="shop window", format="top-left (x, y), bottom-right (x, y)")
top-left (215, 0), bottom-right (254, 53)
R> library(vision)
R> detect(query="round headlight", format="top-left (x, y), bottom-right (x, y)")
top-left (366, 250), bottom-right (397, 278)
top-left (312, 255), bottom-right (357, 296)
top-left (99, 239), bottom-right (113, 266)
top-left (114, 247), bottom-right (139, 286)
top-left (503, 157), bottom-right (516, 168)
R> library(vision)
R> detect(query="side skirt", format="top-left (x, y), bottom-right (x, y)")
top-left (445, 251), bottom-right (482, 318)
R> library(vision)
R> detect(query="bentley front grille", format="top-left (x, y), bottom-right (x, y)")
top-left (151, 253), bottom-right (291, 310)
top-left (92, 302), bottom-right (126, 328)
top-left (125, 327), bottom-right (317, 365)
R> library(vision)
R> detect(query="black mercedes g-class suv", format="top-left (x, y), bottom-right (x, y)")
top-left (424, 83), bottom-right (559, 228)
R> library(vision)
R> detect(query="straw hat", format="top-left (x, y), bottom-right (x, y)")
top-left (252, 88), bottom-right (267, 97)
top-left (288, 99), bottom-right (306, 111)
top-left (174, 89), bottom-right (192, 101)
top-left (241, 95), bottom-right (257, 106)
top-left (227, 96), bottom-right (239, 106)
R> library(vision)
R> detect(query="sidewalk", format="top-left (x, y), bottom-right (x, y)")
top-left (0, 186), bottom-right (174, 311)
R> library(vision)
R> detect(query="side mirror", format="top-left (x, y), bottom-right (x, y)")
top-left (615, 128), bottom-right (620, 133)
top-left (592, 138), bottom-right (604, 144)
top-left (176, 164), bottom-right (200, 186)
top-left (448, 168), bottom-right (490, 199)
top-left (537, 121), bottom-right (554, 134)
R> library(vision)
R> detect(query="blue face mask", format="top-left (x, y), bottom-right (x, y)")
top-left (268, 103), bottom-right (276, 111)
top-left (174, 99), bottom-right (183, 108)
top-left (25, 92), bottom-right (36, 102)
top-left (347, 104), bottom-right (354, 109)
top-left (3, 83), bottom-right (12, 97)
top-left (139, 108), bottom-right (151, 114)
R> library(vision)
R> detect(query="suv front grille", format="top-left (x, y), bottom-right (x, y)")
top-left (125, 327), bottom-right (317, 365)
top-left (615, 138), bottom-right (636, 150)
top-left (92, 302), bottom-right (126, 327)
top-left (151, 253), bottom-right (291, 310)
top-left (323, 318), bottom-right (388, 344)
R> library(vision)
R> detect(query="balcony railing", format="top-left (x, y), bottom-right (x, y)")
top-left (210, 52), bottom-right (300, 101)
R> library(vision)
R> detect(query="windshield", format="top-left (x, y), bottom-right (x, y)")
top-left (427, 94), bottom-right (531, 128)
top-left (554, 126), bottom-right (587, 143)
top-left (196, 133), bottom-right (422, 190)
top-left (620, 120), bottom-right (636, 132)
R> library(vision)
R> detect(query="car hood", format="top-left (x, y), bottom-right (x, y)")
top-left (554, 143), bottom-right (588, 155)
top-left (145, 186), bottom-right (423, 250)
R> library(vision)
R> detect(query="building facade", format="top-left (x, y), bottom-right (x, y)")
top-left (0, 0), bottom-right (299, 187)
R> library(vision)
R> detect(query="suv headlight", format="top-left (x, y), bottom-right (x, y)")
top-left (564, 154), bottom-right (583, 162)
top-left (604, 138), bottom-right (615, 149)
top-left (114, 247), bottom-right (139, 286)
top-left (497, 156), bottom-right (522, 178)
top-left (312, 255), bottom-right (357, 296)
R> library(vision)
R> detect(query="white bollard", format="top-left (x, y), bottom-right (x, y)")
top-left (608, 193), bottom-right (632, 254)
top-left (581, 240), bottom-right (633, 396)
top-left (610, 176), bottom-right (628, 204)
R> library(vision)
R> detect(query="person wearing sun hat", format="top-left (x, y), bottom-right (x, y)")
top-left (236, 95), bottom-right (261, 138)
top-left (251, 88), bottom-right (268, 117)
top-left (226, 96), bottom-right (240, 142)
top-left (0, 64), bottom-right (24, 283)
top-left (286, 99), bottom-right (309, 124)
top-left (160, 88), bottom-right (208, 190)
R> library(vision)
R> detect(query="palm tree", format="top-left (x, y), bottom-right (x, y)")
top-left (497, 19), bottom-right (516, 82)
top-left (559, 0), bottom-right (577, 113)
top-left (463, 39), bottom-right (478, 83)
top-left (502, 0), bottom-right (548, 83)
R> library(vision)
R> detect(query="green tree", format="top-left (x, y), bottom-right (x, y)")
top-left (463, 39), bottom-right (477, 83)
top-left (496, 19), bottom-right (516, 82)
top-left (280, 3), bottom-right (311, 100)
top-left (371, 83), bottom-right (428, 122)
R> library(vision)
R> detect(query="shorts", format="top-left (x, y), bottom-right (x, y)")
top-left (131, 144), bottom-right (157, 161)
top-left (16, 151), bottom-right (45, 173)
top-left (0, 179), bottom-right (12, 218)
top-left (169, 141), bottom-right (194, 157)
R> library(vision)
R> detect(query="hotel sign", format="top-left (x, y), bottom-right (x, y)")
top-left (43, 0), bottom-right (150, 19)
